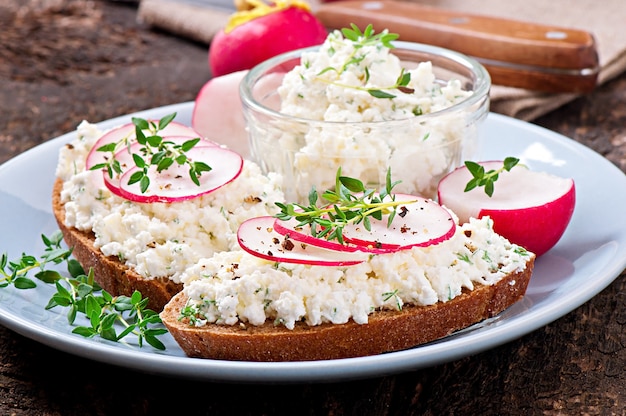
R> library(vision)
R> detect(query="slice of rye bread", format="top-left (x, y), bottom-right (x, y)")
top-left (52, 178), bottom-right (182, 311)
top-left (161, 259), bottom-right (534, 361)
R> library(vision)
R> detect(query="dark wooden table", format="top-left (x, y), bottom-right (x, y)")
top-left (1, 1), bottom-right (625, 414)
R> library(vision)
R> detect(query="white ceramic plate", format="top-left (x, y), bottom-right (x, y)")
top-left (1, 102), bottom-right (625, 383)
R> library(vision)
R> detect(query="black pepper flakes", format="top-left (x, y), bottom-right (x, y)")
top-left (282, 238), bottom-right (295, 251)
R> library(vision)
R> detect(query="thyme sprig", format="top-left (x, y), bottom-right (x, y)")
top-left (90, 112), bottom-right (212, 193)
top-left (317, 24), bottom-right (411, 99)
top-left (1, 231), bottom-right (167, 350)
top-left (464, 157), bottom-right (520, 197)
top-left (275, 168), bottom-right (410, 244)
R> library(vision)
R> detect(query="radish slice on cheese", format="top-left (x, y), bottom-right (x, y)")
top-left (272, 194), bottom-right (456, 254)
top-left (341, 194), bottom-right (456, 250)
top-left (237, 216), bottom-right (370, 266)
top-left (437, 160), bottom-right (576, 256)
top-left (101, 143), bottom-right (221, 201)
top-left (272, 217), bottom-right (389, 254)
top-left (99, 136), bottom-right (221, 199)
top-left (86, 121), bottom-right (205, 170)
top-left (113, 145), bottom-right (243, 203)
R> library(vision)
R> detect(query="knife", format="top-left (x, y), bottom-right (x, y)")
top-left (316, 0), bottom-right (599, 93)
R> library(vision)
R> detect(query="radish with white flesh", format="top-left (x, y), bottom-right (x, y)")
top-left (341, 194), bottom-right (456, 250)
top-left (192, 69), bottom-right (286, 159)
top-left (208, 1), bottom-right (327, 77)
top-left (272, 194), bottom-right (456, 253)
top-left (237, 216), bottom-right (370, 266)
top-left (86, 121), bottom-right (205, 170)
top-left (437, 161), bottom-right (575, 256)
top-left (272, 216), bottom-right (388, 254)
top-left (192, 70), bottom-right (249, 158)
top-left (114, 145), bottom-right (244, 204)
top-left (98, 136), bottom-right (220, 199)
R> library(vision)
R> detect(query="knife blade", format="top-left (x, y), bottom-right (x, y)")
top-left (316, 0), bottom-right (599, 93)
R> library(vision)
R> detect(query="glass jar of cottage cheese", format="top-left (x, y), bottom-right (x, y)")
top-left (240, 30), bottom-right (491, 203)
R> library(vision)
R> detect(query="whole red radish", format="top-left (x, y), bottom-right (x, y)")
top-left (437, 160), bottom-right (575, 257)
top-left (209, 0), bottom-right (328, 77)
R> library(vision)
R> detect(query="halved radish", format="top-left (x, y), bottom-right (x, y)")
top-left (272, 194), bottom-right (456, 253)
top-left (113, 146), bottom-right (243, 203)
top-left (192, 69), bottom-right (286, 158)
top-left (192, 70), bottom-right (249, 158)
top-left (340, 194), bottom-right (457, 250)
top-left (437, 160), bottom-right (576, 256)
top-left (86, 121), bottom-right (204, 170)
top-left (237, 216), bottom-right (370, 266)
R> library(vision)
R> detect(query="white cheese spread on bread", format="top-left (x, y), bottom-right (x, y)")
top-left (180, 216), bottom-right (532, 329)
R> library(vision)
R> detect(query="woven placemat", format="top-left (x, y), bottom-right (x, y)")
top-left (137, 0), bottom-right (626, 120)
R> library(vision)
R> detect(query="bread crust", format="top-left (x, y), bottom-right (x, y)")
top-left (52, 179), bottom-right (182, 311)
top-left (161, 259), bottom-right (534, 361)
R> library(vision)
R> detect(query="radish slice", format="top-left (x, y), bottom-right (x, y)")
top-left (341, 194), bottom-right (456, 250)
top-left (272, 194), bottom-right (456, 253)
top-left (273, 217), bottom-right (393, 254)
top-left (113, 145), bottom-right (243, 203)
top-left (237, 216), bottom-right (370, 266)
top-left (86, 121), bottom-right (205, 170)
top-left (100, 136), bottom-right (220, 199)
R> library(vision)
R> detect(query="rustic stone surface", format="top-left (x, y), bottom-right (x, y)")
top-left (1, 1), bottom-right (625, 415)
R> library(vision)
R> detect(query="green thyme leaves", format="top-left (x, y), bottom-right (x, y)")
top-left (1, 231), bottom-right (167, 350)
top-left (90, 112), bottom-right (211, 193)
top-left (275, 168), bottom-right (406, 245)
top-left (317, 24), bottom-right (413, 99)
top-left (464, 157), bottom-right (520, 197)
top-left (341, 23), bottom-right (399, 49)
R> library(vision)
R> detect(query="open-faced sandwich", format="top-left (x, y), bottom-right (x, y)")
top-left (161, 170), bottom-right (535, 361)
top-left (53, 115), bottom-right (284, 311)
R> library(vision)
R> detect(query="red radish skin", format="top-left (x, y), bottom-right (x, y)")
top-left (238, 216), bottom-right (370, 266)
top-left (437, 161), bottom-right (576, 256)
top-left (272, 217), bottom-right (390, 254)
top-left (208, 6), bottom-right (327, 77)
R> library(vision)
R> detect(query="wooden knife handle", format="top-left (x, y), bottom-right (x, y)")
top-left (316, 0), bottom-right (599, 93)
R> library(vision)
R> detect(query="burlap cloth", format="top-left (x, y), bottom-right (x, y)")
top-left (138, 0), bottom-right (626, 121)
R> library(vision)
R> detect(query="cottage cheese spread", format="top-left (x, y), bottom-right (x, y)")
top-left (249, 29), bottom-right (481, 203)
top-left (56, 121), bottom-right (285, 283)
top-left (181, 216), bottom-right (532, 329)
